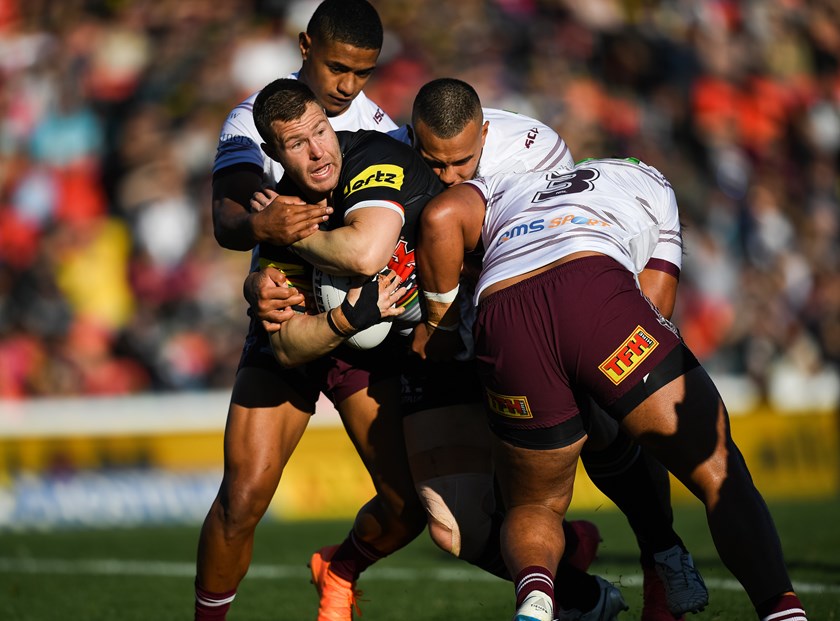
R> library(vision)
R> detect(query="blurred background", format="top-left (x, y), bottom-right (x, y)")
top-left (0, 0), bottom-right (838, 529)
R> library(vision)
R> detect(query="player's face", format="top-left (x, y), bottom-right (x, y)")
top-left (414, 117), bottom-right (488, 187)
top-left (269, 101), bottom-right (342, 200)
top-left (298, 33), bottom-right (380, 117)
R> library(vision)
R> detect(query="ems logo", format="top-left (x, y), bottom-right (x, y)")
top-left (344, 164), bottom-right (404, 196)
top-left (485, 388), bottom-right (533, 419)
top-left (599, 326), bottom-right (659, 385)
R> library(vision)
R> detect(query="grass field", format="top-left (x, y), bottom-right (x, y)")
top-left (2, 497), bottom-right (839, 621)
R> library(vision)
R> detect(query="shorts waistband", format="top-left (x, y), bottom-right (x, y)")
top-left (480, 255), bottom-right (625, 309)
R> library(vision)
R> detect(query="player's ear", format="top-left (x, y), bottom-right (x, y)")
top-left (480, 120), bottom-right (490, 147)
top-left (299, 32), bottom-right (311, 61)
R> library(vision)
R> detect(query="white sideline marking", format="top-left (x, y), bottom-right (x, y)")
top-left (0, 558), bottom-right (837, 595)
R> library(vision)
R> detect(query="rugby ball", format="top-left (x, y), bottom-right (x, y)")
top-left (312, 268), bottom-right (392, 350)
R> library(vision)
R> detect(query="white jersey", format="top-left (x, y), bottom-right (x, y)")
top-left (468, 158), bottom-right (683, 304)
top-left (213, 71), bottom-right (398, 184)
top-left (477, 108), bottom-right (575, 176)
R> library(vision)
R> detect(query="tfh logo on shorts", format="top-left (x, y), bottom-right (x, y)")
top-left (485, 388), bottom-right (533, 419)
top-left (599, 326), bottom-right (659, 385)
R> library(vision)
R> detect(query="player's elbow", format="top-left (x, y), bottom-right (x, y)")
top-left (420, 198), bottom-right (455, 240)
top-left (346, 246), bottom-right (392, 277)
top-left (274, 352), bottom-right (302, 369)
top-left (213, 223), bottom-right (233, 250)
top-left (212, 200), bottom-right (257, 251)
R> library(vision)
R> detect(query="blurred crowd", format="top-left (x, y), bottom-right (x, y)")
top-left (1, 0), bottom-right (839, 408)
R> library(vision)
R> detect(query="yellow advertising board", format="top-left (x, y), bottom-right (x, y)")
top-left (0, 393), bottom-right (837, 525)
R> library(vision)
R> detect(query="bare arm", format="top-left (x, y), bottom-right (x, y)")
top-left (244, 267), bottom-right (306, 333)
top-left (291, 206), bottom-right (403, 276)
top-left (212, 165), bottom-right (264, 250)
top-left (269, 270), bottom-right (406, 367)
top-left (413, 185), bottom-right (485, 359)
top-left (212, 166), bottom-right (332, 250)
top-left (416, 185), bottom-right (484, 293)
top-left (638, 267), bottom-right (679, 320)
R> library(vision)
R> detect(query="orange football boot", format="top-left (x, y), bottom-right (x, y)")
top-left (308, 545), bottom-right (363, 621)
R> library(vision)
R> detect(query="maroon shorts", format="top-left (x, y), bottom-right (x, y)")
top-left (238, 314), bottom-right (406, 409)
top-left (474, 256), bottom-right (695, 449)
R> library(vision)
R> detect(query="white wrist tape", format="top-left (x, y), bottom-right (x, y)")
top-left (423, 285), bottom-right (460, 304)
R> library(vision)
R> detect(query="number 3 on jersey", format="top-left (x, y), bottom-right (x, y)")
top-left (533, 168), bottom-right (600, 203)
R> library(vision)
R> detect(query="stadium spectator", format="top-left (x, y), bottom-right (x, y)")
top-left (0, 0), bottom-right (838, 406)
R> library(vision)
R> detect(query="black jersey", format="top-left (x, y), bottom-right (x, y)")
top-left (257, 129), bottom-right (444, 326)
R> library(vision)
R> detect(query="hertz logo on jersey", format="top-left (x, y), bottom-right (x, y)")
top-left (599, 326), bottom-right (659, 385)
top-left (485, 388), bottom-right (533, 419)
top-left (343, 165), bottom-right (404, 197)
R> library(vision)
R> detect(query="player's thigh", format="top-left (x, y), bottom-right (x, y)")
top-left (620, 365), bottom-right (730, 486)
top-left (405, 404), bottom-right (496, 555)
top-left (338, 377), bottom-right (416, 498)
top-left (223, 366), bottom-right (313, 494)
top-left (493, 434), bottom-right (586, 513)
top-left (402, 357), bottom-right (490, 479)
top-left (404, 403), bottom-right (493, 481)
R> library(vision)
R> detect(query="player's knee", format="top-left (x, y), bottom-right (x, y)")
top-left (383, 484), bottom-right (429, 533)
top-left (418, 473), bottom-right (495, 562)
top-left (400, 498), bottom-right (430, 540)
top-left (353, 492), bottom-right (427, 547)
top-left (216, 479), bottom-right (274, 535)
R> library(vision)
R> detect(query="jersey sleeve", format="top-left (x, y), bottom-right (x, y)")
top-left (464, 177), bottom-right (490, 202)
top-left (647, 182), bottom-right (683, 275)
top-left (517, 121), bottom-right (575, 173)
top-left (386, 124), bottom-right (412, 145)
top-left (338, 135), bottom-right (413, 224)
top-left (483, 109), bottom-right (575, 175)
top-left (212, 96), bottom-right (265, 175)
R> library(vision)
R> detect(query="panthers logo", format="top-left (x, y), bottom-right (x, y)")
top-left (386, 239), bottom-right (419, 322)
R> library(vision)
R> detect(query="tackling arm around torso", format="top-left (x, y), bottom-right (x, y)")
top-left (213, 169), bottom-right (331, 252)
top-left (211, 165), bottom-right (266, 250)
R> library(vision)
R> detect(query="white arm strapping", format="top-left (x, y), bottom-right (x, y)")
top-left (423, 285), bottom-right (460, 304)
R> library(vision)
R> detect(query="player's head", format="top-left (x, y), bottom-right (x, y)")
top-left (411, 78), bottom-right (488, 187)
top-left (298, 0), bottom-right (384, 118)
top-left (254, 78), bottom-right (342, 200)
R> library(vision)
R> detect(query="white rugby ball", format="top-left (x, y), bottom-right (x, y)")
top-left (312, 268), bottom-right (392, 350)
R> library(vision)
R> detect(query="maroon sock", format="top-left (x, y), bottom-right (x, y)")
top-left (194, 581), bottom-right (236, 621)
top-left (328, 530), bottom-right (387, 582)
top-left (514, 566), bottom-right (555, 609)
top-left (757, 593), bottom-right (807, 621)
